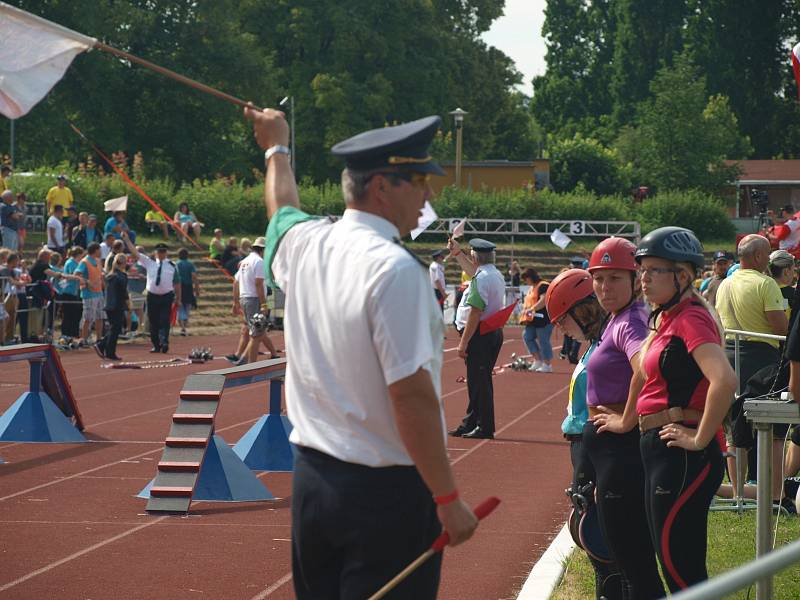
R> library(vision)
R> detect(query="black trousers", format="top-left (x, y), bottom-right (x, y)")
top-left (101, 309), bottom-right (125, 357)
top-left (570, 436), bottom-right (624, 600)
top-left (583, 423), bottom-right (665, 600)
top-left (146, 291), bottom-right (173, 349)
top-left (640, 429), bottom-right (724, 593)
top-left (460, 328), bottom-right (503, 434)
top-left (291, 446), bottom-right (441, 600)
top-left (58, 293), bottom-right (82, 338)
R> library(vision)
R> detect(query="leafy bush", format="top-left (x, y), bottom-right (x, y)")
top-left (634, 189), bottom-right (735, 239)
top-left (549, 134), bottom-right (631, 195)
top-left (5, 170), bottom-right (735, 241)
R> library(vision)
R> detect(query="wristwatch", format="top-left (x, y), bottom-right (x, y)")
top-left (264, 145), bottom-right (290, 162)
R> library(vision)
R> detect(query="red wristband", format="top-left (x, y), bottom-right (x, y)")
top-left (434, 489), bottom-right (459, 506)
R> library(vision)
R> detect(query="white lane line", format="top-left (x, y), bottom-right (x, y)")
top-left (249, 572), bottom-right (294, 600)
top-left (450, 384), bottom-right (568, 467)
top-left (0, 516), bottom-right (170, 593)
top-left (0, 416), bottom-right (260, 502)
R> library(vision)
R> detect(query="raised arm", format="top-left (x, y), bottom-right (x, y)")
top-left (121, 231), bottom-right (139, 261)
top-left (243, 107), bottom-right (300, 218)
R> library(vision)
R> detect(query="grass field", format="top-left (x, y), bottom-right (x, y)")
top-left (552, 511), bottom-right (800, 599)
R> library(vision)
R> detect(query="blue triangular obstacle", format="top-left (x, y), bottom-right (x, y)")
top-left (233, 414), bottom-right (294, 471)
top-left (138, 434), bottom-right (273, 502)
top-left (0, 390), bottom-right (86, 443)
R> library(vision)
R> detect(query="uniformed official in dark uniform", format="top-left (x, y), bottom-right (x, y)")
top-left (448, 238), bottom-right (506, 439)
top-left (244, 106), bottom-right (479, 599)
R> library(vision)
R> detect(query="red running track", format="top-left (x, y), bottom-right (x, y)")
top-left (0, 328), bottom-right (572, 599)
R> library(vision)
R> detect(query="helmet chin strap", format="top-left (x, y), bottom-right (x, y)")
top-left (648, 272), bottom-right (692, 329)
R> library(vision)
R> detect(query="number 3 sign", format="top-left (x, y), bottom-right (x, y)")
top-left (569, 221), bottom-right (586, 235)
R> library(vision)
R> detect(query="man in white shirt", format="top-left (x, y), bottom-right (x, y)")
top-left (245, 107), bottom-right (478, 599)
top-left (429, 249), bottom-right (447, 312)
top-left (231, 237), bottom-right (277, 365)
top-left (122, 233), bottom-right (181, 353)
top-left (99, 232), bottom-right (115, 260)
top-left (47, 204), bottom-right (66, 254)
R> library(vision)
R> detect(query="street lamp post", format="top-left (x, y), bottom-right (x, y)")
top-left (449, 108), bottom-right (467, 188)
top-left (279, 96), bottom-right (296, 175)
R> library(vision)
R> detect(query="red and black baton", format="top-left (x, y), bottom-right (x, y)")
top-left (367, 496), bottom-right (501, 600)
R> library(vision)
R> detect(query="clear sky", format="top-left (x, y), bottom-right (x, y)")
top-left (481, 0), bottom-right (548, 97)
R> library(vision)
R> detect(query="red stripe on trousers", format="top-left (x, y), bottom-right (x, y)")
top-left (660, 461), bottom-right (712, 589)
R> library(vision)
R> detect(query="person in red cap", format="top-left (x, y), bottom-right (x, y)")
top-left (581, 237), bottom-right (664, 599)
top-left (546, 269), bottom-right (624, 599)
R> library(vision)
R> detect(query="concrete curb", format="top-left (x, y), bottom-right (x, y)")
top-left (516, 523), bottom-right (576, 600)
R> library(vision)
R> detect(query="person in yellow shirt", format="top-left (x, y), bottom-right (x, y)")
top-left (0, 165), bottom-right (11, 192)
top-left (46, 175), bottom-right (74, 214)
top-left (145, 208), bottom-right (170, 239)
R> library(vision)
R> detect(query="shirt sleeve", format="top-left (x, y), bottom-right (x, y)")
top-left (368, 262), bottom-right (436, 386)
top-left (762, 278), bottom-right (786, 313)
top-left (465, 275), bottom-right (486, 310)
top-left (264, 206), bottom-right (316, 289)
top-left (615, 318), bottom-right (648, 361)
top-left (172, 264), bottom-right (181, 284)
top-left (678, 308), bottom-right (721, 353)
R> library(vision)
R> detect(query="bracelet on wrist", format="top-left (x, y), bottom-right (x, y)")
top-left (434, 489), bottom-right (459, 506)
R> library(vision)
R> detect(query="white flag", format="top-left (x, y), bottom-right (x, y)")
top-left (450, 218), bottom-right (466, 239)
top-left (550, 229), bottom-right (572, 250)
top-left (0, 2), bottom-right (96, 119)
top-left (410, 201), bottom-right (438, 240)
top-left (104, 195), bottom-right (128, 212)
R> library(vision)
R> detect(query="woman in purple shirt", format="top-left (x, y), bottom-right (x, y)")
top-left (583, 237), bottom-right (665, 599)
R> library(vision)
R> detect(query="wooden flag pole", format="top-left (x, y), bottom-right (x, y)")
top-left (94, 41), bottom-right (263, 112)
top-left (367, 497), bottom-right (501, 600)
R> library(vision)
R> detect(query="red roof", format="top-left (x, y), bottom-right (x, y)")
top-left (724, 160), bottom-right (800, 182)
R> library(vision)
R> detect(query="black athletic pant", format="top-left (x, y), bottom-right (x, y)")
top-left (100, 309), bottom-right (124, 357)
top-left (460, 328), bottom-right (503, 434)
top-left (570, 436), bottom-right (624, 600)
top-left (583, 423), bottom-right (665, 600)
top-left (640, 429), bottom-right (724, 593)
top-left (146, 291), bottom-right (173, 350)
top-left (58, 293), bottom-right (82, 338)
top-left (291, 445), bottom-right (442, 600)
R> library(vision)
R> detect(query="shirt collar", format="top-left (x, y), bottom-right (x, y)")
top-left (342, 209), bottom-right (399, 241)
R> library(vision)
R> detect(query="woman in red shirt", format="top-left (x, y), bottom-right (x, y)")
top-left (633, 227), bottom-right (736, 592)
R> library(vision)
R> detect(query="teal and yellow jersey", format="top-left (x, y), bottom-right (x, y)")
top-left (561, 341), bottom-right (597, 436)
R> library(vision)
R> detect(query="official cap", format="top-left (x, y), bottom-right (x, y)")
top-left (569, 255), bottom-right (584, 265)
top-left (469, 238), bottom-right (496, 253)
top-left (331, 116), bottom-right (445, 176)
top-left (431, 249), bottom-right (446, 258)
top-left (154, 243), bottom-right (169, 251)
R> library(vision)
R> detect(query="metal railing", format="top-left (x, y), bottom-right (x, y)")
top-left (669, 540), bottom-right (800, 600)
top-left (421, 218), bottom-right (641, 240)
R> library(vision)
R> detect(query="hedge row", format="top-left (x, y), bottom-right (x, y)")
top-left (5, 172), bottom-right (734, 240)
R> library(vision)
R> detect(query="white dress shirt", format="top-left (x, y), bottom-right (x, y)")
top-left (138, 253), bottom-right (179, 295)
top-left (429, 260), bottom-right (445, 291)
top-left (271, 209), bottom-right (445, 467)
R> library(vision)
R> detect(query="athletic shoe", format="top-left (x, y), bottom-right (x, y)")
top-left (233, 356), bottom-right (247, 366)
top-left (536, 364), bottom-right (553, 373)
top-left (149, 346), bottom-right (161, 353)
top-left (93, 342), bottom-right (106, 359)
top-left (225, 354), bottom-right (240, 364)
top-left (528, 360), bottom-right (542, 372)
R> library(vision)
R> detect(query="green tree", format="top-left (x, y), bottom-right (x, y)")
top-left (684, 0), bottom-right (800, 158)
top-left (549, 134), bottom-right (630, 195)
top-left (610, 0), bottom-right (688, 127)
top-left (617, 53), bottom-right (751, 193)
top-left (531, 0), bottom-right (615, 141)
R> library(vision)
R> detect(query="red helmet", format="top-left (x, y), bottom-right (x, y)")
top-left (588, 237), bottom-right (638, 273)
top-left (546, 269), bottom-right (595, 323)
